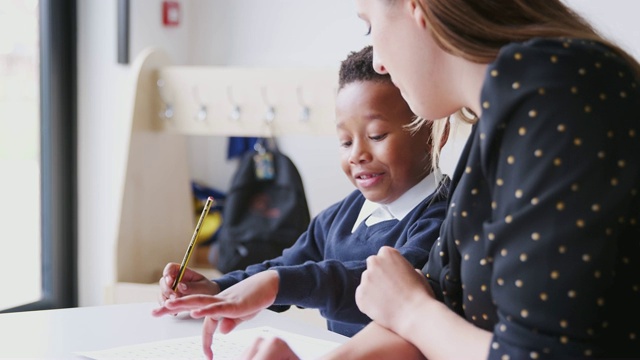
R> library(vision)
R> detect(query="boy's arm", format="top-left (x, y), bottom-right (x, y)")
top-left (213, 213), bottom-right (329, 291)
top-left (275, 192), bottom-right (447, 323)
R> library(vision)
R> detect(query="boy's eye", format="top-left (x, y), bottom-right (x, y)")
top-left (369, 133), bottom-right (387, 141)
top-left (340, 140), bottom-right (352, 148)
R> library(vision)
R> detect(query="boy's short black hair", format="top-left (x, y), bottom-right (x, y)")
top-left (338, 45), bottom-right (392, 89)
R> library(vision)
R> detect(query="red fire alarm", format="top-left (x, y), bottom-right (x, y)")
top-left (162, 1), bottom-right (180, 27)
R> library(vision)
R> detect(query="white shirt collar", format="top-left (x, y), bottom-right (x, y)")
top-left (351, 172), bottom-right (438, 233)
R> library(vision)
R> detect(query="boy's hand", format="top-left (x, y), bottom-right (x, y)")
top-left (153, 270), bottom-right (280, 359)
top-left (154, 262), bottom-right (220, 314)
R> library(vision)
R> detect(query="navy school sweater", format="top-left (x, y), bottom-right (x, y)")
top-left (214, 178), bottom-right (449, 337)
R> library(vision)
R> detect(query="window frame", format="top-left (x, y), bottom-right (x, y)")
top-left (1, 0), bottom-right (77, 313)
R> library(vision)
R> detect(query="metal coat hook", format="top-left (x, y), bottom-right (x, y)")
top-left (192, 86), bottom-right (207, 122)
top-left (156, 79), bottom-right (174, 120)
top-left (261, 87), bottom-right (276, 124)
top-left (227, 86), bottom-right (241, 121)
top-left (297, 86), bottom-right (311, 122)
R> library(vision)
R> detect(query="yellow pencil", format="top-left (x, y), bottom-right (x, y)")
top-left (172, 196), bottom-right (215, 291)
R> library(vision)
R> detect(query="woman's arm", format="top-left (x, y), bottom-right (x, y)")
top-left (239, 321), bottom-right (424, 360)
top-left (356, 247), bottom-right (492, 360)
top-left (319, 321), bottom-right (426, 360)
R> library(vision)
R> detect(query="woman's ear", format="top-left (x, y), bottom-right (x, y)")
top-left (439, 118), bottom-right (450, 150)
top-left (408, 0), bottom-right (428, 29)
top-left (425, 118), bottom-right (450, 153)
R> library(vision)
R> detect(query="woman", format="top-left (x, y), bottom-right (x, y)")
top-left (241, 0), bottom-right (640, 359)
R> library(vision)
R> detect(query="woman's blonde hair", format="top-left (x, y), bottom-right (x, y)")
top-left (407, 115), bottom-right (456, 180)
top-left (410, 0), bottom-right (640, 166)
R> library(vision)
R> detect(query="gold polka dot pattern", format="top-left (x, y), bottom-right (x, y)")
top-left (423, 37), bottom-right (640, 358)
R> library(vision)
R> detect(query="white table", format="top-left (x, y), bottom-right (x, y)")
top-left (0, 302), bottom-right (348, 359)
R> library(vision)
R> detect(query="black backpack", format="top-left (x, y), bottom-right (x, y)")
top-left (213, 149), bottom-right (311, 273)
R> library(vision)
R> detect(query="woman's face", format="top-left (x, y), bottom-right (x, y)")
top-left (354, 0), bottom-right (460, 120)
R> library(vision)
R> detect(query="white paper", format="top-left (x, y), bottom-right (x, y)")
top-left (76, 326), bottom-right (342, 360)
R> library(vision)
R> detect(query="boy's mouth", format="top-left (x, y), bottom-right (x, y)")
top-left (356, 172), bottom-right (382, 180)
top-left (354, 172), bottom-right (385, 188)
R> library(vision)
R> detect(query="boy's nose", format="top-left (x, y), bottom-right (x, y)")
top-left (349, 143), bottom-right (372, 164)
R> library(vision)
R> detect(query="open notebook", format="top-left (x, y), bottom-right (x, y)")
top-left (76, 326), bottom-right (342, 360)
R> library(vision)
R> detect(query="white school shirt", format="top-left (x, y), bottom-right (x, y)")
top-left (351, 172), bottom-right (438, 233)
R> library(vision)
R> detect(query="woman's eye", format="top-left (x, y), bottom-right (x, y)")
top-left (370, 134), bottom-right (387, 141)
top-left (340, 140), bottom-right (352, 148)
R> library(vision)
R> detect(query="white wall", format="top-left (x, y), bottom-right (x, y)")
top-left (77, 0), bottom-right (368, 306)
top-left (77, 0), bottom-right (195, 306)
top-left (77, 0), bottom-right (128, 308)
top-left (564, 0), bottom-right (640, 59)
top-left (77, 0), bottom-right (640, 306)
top-left (183, 0), bottom-right (640, 216)
top-left (184, 0), bottom-right (369, 217)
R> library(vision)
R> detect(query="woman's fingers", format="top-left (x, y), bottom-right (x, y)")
top-left (239, 337), bottom-right (300, 360)
top-left (239, 337), bottom-right (264, 359)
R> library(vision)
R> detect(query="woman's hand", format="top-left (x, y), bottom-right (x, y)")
top-left (355, 246), bottom-right (434, 333)
top-left (153, 270), bottom-right (280, 359)
top-left (239, 336), bottom-right (301, 360)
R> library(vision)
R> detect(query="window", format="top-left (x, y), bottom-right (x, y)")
top-left (0, 0), bottom-right (76, 313)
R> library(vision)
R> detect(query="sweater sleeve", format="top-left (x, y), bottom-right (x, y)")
top-left (275, 189), bottom-right (448, 325)
top-left (213, 205), bottom-right (331, 292)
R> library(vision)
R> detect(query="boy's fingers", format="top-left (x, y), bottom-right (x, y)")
top-left (162, 275), bottom-right (174, 291)
top-left (218, 317), bottom-right (242, 334)
top-left (162, 262), bottom-right (178, 276)
top-left (202, 317), bottom-right (218, 360)
top-left (163, 295), bottom-right (225, 315)
top-left (178, 282), bottom-right (188, 292)
top-left (150, 305), bottom-right (170, 317)
top-left (190, 299), bottom-right (253, 320)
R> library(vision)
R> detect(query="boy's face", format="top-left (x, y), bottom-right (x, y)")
top-left (336, 80), bottom-right (431, 204)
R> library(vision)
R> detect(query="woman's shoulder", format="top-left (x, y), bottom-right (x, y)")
top-left (498, 37), bottom-right (616, 64)
top-left (489, 37), bottom-right (631, 81)
top-left (480, 36), bottom-right (639, 138)
top-left (502, 37), bottom-right (613, 53)
top-left (483, 37), bottom-right (637, 106)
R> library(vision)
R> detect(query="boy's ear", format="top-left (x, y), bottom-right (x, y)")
top-left (408, 0), bottom-right (428, 29)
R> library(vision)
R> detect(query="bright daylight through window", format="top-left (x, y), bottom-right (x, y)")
top-left (0, 0), bottom-right (41, 310)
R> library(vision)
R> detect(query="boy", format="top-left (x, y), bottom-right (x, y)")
top-left (152, 45), bottom-right (449, 339)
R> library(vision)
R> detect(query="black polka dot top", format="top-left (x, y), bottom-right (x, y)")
top-left (424, 38), bottom-right (640, 358)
